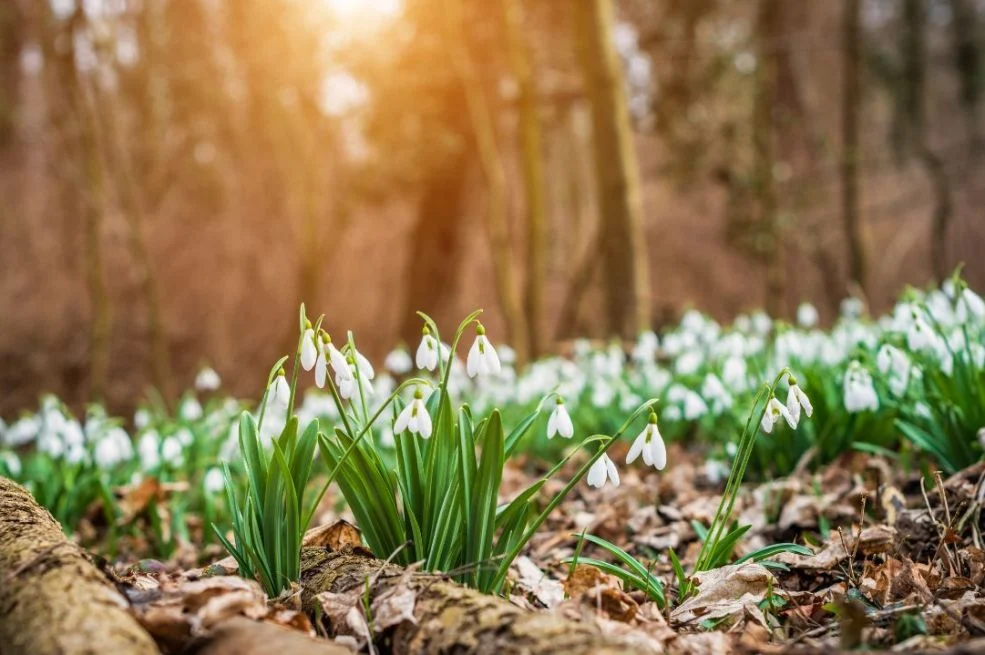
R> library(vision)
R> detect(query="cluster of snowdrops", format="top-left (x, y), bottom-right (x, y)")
top-left (0, 274), bottom-right (982, 595)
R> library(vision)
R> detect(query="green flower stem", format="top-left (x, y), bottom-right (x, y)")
top-left (303, 377), bottom-right (433, 530)
top-left (490, 399), bottom-right (658, 592)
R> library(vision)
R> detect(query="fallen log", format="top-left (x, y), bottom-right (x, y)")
top-left (0, 476), bottom-right (160, 655)
top-left (299, 546), bottom-right (659, 655)
top-left (190, 617), bottom-right (353, 655)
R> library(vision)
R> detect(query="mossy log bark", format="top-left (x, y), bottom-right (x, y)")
top-left (190, 617), bottom-right (352, 655)
top-left (299, 547), bottom-right (652, 655)
top-left (0, 477), bottom-right (159, 655)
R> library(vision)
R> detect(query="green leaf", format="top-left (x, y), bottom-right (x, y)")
top-left (470, 410), bottom-right (504, 588)
top-left (735, 542), bottom-right (812, 564)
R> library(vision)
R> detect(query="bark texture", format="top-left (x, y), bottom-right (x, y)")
top-left (299, 547), bottom-right (653, 655)
top-left (572, 0), bottom-right (651, 339)
top-left (0, 476), bottom-right (159, 655)
top-left (191, 617), bottom-right (352, 655)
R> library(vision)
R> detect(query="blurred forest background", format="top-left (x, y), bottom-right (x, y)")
top-left (1, 0), bottom-right (985, 415)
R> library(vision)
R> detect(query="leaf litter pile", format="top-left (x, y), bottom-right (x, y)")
top-left (97, 445), bottom-right (985, 654)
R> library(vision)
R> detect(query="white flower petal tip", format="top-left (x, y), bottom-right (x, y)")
top-left (416, 330), bottom-right (440, 371)
top-left (300, 328), bottom-right (318, 371)
top-left (546, 400), bottom-right (574, 439)
top-left (394, 390), bottom-right (432, 438)
top-left (587, 454), bottom-right (620, 489)
top-left (466, 326), bottom-right (501, 378)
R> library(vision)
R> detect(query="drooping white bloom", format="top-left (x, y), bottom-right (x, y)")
top-left (385, 348), bottom-right (413, 374)
top-left (327, 339), bottom-right (351, 382)
top-left (587, 453), bottom-right (620, 489)
top-left (841, 297), bottom-right (864, 319)
top-left (702, 374), bottom-right (733, 414)
top-left (906, 312), bottom-right (937, 352)
top-left (337, 357), bottom-right (374, 400)
top-left (195, 367), bottom-right (222, 392)
top-left (300, 327), bottom-right (318, 371)
top-left (877, 344), bottom-right (912, 396)
top-left (843, 361), bottom-right (879, 413)
top-left (546, 397), bottom-right (574, 439)
top-left (203, 467), bottom-right (225, 494)
top-left (134, 408), bottom-right (151, 431)
top-left (416, 327), bottom-right (440, 371)
top-left (961, 287), bottom-right (985, 321)
top-left (394, 388), bottom-right (432, 438)
top-left (785, 378), bottom-right (813, 427)
top-left (682, 391), bottom-right (709, 421)
top-left (353, 349), bottom-right (375, 380)
top-left (138, 430), bottom-right (161, 469)
top-left (269, 370), bottom-right (290, 407)
top-left (466, 324), bottom-right (501, 378)
top-left (180, 397), bottom-right (203, 421)
top-left (5, 416), bottom-right (39, 447)
top-left (94, 427), bottom-right (134, 469)
top-left (797, 303), bottom-right (820, 328)
top-left (161, 436), bottom-right (184, 465)
top-left (626, 412), bottom-right (666, 470)
top-left (0, 451), bottom-right (21, 477)
top-left (315, 335), bottom-right (329, 388)
top-left (761, 395), bottom-right (795, 434)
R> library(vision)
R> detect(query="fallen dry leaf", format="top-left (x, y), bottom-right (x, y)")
top-left (670, 563), bottom-right (772, 627)
top-left (303, 519), bottom-right (363, 551)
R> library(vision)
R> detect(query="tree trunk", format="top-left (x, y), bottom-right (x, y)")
top-left (37, 6), bottom-right (113, 401)
top-left (754, 0), bottom-right (783, 317)
top-left (400, 145), bottom-right (473, 345)
top-left (842, 0), bottom-right (868, 296)
top-left (903, 0), bottom-right (954, 281)
top-left (0, 477), bottom-right (160, 655)
top-left (299, 547), bottom-right (654, 655)
top-left (444, 0), bottom-right (530, 364)
top-left (191, 617), bottom-right (351, 655)
top-left (950, 0), bottom-right (984, 152)
top-left (572, 0), bottom-right (651, 339)
top-left (503, 0), bottom-right (548, 359)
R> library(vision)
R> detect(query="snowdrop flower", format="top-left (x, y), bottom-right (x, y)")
top-left (394, 387), bottom-right (432, 438)
top-left (498, 344), bottom-right (517, 366)
top-left (906, 312), bottom-right (937, 352)
top-left (702, 374), bottom-right (733, 413)
top-left (626, 411), bottom-right (666, 470)
top-left (0, 451), bottom-right (21, 476)
top-left (5, 416), bottom-right (39, 447)
top-left (138, 430), bottom-right (161, 469)
top-left (587, 453), bottom-right (620, 489)
top-left (315, 334), bottom-right (329, 388)
top-left (546, 397), bottom-right (574, 439)
top-left (195, 367), bottom-right (222, 392)
top-left (841, 297), bottom-right (864, 319)
top-left (797, 303), bottom-right (819, 328)
top-left (632, 331), bottom-right (659, 364)
top-left (682, 391), bottom-right (709, 421)
top-left (353, 349), bottom-right (375, 380)
top-left (721, 355), bottom-right (749, 391)
top-left (761, 395), bottom-right (795, 434)
top-left (960, 287), bottom-right (985, 320)
top-left (161, 436), bottom-right (184, 465)
top-left (134, 408), bottom-right (151, 431)
top-left (843, 361), bottom-right (879, 413)
top-left (94, 427), bottom-right (133, 469)
top-left (324, 334), bottom-right (351, 382)
top-left (338, 357), bottom-right (373, 400)
top-left (785, 377), bottom-right (813, 427)
top-left (675, 351), bottom-right (703, 376)
top-left (203, 467), bottom-right (225, 494)
top-left (466, 323), bottom-right (501, 378)
top-left (301, 324), bottom-right (318, 371)
top-left (385, 348), bottom-right (413, 375)
top-left (269, 369), bottom-right (290, 407)
top-left (416, 326), bottom-right (440, 371)
top-left (180, 397), bottom-right (203, 421)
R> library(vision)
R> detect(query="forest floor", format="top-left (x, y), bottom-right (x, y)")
top-left (86, 444), bottom-right (985, 654)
